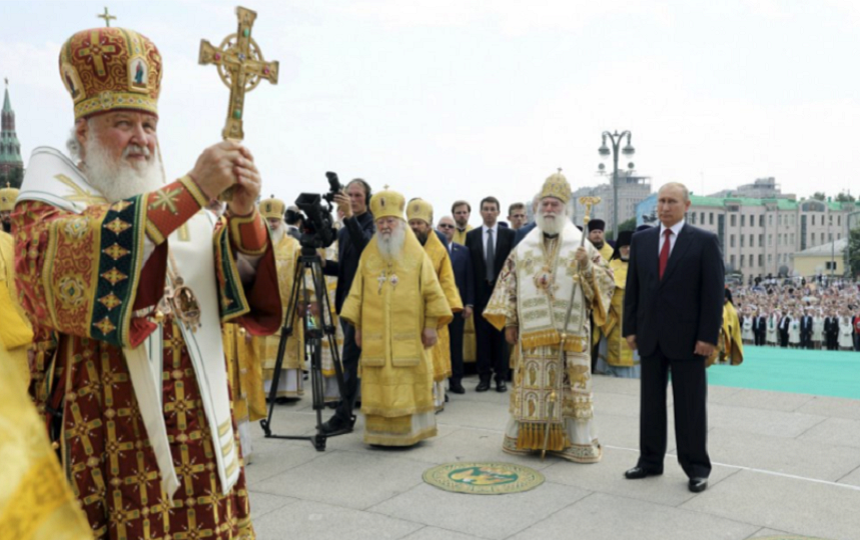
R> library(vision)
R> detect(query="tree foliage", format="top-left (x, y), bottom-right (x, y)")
top-left (812, 192), bottom-right (826, 201)
top-left (847, 227), bottom-right (860, 278)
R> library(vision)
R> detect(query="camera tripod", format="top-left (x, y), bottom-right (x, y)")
top-left (260, 246), bottom-right (349, 451)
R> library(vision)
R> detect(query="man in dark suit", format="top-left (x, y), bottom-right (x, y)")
top-left (438, 216), bottom-right (475, 394)
top-left (321, 179), bottom-right (375, 434)
top-left (824, 314), bottom-right (839, 350)
top-left (623, 182), bottom-right (724, 494)
top-left (466, 196), bottom-right (515, 392)
top-left (800, 310), bottom-right (814, 349)
top-left (778, 313), bottom-right (791, 348)
top-left (753, 311), bottom-right (767, 346)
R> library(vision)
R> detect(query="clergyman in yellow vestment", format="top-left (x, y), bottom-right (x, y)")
top-left (595, 230), bottom-right (641, 378)
top-left (407, 199), bottom-right (463, 412)
top-left (341, 188), bottom-right (453, 446)
top-left (258, 197), bottom-right (306, 400)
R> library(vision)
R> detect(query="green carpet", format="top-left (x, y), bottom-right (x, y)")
top-left (707, 346), bottom-right (860, 399)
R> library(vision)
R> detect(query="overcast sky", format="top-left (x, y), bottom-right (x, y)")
top-left (3, 0), bottom-right (859, 226)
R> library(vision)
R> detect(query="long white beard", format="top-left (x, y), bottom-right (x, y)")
top-left (536, 209), bottom-right (567, 236)
top-left (83, 131), bottom-right (164, 202)
top-left (270, 224), bottom-right (285, 244)
top-left (378, 224), bottom-right (406, 260)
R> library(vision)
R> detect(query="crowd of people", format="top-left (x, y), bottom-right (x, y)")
top-left (730, 281), bottom-right (860, 352)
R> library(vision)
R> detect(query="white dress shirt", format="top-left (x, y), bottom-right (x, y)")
top-left (658, 219), bottom-right (685, 258)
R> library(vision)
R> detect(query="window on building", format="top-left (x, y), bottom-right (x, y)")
top-left (690, 212), bottom-right (696, 224)
top-left (812, 215), bottom-right (816, 226)
top-left (749, 234), bottom-right (754, 247)
top-left (730, 235), bottom-right (735, 248)
top-left (838, 216), bottom-right (841, 226)
top-left (768, 254), bottom-right (772, 264)
top-left (731, 214), bottom-right (736, 227)
top-left (758, 254), bottom-right (764, 267)
top-left (750, 215), bottom-right (754, 227)
top-left (759, 215), bottom-right (764, 227)
top-left (730, 255), bottom-right (736, 268)
top-left (768, 234), bottom-right (772, 246)
top-left (700, 212), bottom-right (704, 224)
top-left (779, 215), bottom-right (783, 226)
top-left (740, 215), bottom-right (745, 227)
top-left (759, 234), bottom-right (763, 247)
top-left (749, 254), bottom-right (754, 267)
top-left (709, 213), bottom-right (714, 225)
top-left (740, 235), bottom-right (745, 248)
top-left (769, 215), bottom-right (773, 227)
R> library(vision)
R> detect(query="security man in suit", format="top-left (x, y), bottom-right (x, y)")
top-left (438, 216), bottom-right (475, 394)
top-left (623, 182), bottom-right (724, 494)
top-left (466, 196), bottom-right (515, 392)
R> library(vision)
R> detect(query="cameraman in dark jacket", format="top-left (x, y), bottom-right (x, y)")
top-left (321, 179), bottom-right (375, 433)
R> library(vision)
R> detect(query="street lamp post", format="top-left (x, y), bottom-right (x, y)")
top-left (598, 130), bottom-right (635, 239)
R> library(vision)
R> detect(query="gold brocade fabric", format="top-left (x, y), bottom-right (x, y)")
top-left (223, 324), bottom-right (266, 423)
top-left (0, 231), bottom-right (33, 387)
top-left (259, 233), bottom-right (305, 397)
top-left (340, 229), bottom-right (452, 445)
top-left (451, 224), bottom-right (472, 246)
top-left (422, 232), bottom-right (463, 382)
top-left (600, 259), bottom-right (635, 367)
top-left (708, 302), bottom-right (744, 367)
top-left (0, 343), bottom-right (92, 540)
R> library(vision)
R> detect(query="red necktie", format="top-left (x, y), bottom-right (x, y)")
top-left (659, 229), bottom-right (672, 279)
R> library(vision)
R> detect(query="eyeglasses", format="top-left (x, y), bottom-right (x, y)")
top-left (438, 224), bottom-right (454, 229)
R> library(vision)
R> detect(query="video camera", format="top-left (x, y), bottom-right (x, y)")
top-left (295, 172), bottom-right (342, 251)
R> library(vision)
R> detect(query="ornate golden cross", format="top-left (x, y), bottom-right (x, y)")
top-left (97, 7), bottom-right (116, 27)
top-left (199, 6), bottom-right (279, 142)
top-left (578, 196), bottom-right (601, 227)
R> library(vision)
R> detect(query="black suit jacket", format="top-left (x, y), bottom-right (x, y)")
top-left (449, 242), bottom-right (475, 308)
top-left (322, 211), bottom-right (375, 314)
top-left (466, 225), bottom-right (515, 311)
top-left (800, 316), bottom-right (813, 334)
top-left (754, 316), bottom-right (767, 333)
top-left (623, 223), bottom-right (724, 360)
top-left (513, 222), bottom-right (536, 247)
top-left (824, 317), bottom-right (839, 335)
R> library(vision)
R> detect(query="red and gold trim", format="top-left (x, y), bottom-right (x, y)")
top-left (228, 210), bottom-right (268, 256)
top-left (143, 178), bottom-right (205, 245)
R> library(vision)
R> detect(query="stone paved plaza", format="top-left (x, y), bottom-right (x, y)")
top-left (243, 375), bottom-right (860, 540)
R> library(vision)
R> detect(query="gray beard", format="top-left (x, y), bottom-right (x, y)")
top-left (378, 225), bottom-right (406, 260)
top-left (82, 131), bottom-right (164, 202)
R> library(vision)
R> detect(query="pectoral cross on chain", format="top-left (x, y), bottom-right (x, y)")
top-left (199, 6), bottom-right (279, 142)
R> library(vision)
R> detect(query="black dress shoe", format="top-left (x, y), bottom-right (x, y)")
top-left (688, 478), bottom-right (708, 493)
top-left (320, 415), bottom-right (355, 435)
top-left (476, 380), bottom-right (491, 392)
top-left (449, 381), bottom-right (466, 394)
top-left (496, 380), bottom-right (507, 392)
top-left (624, 466), bottom-right (662, 479)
